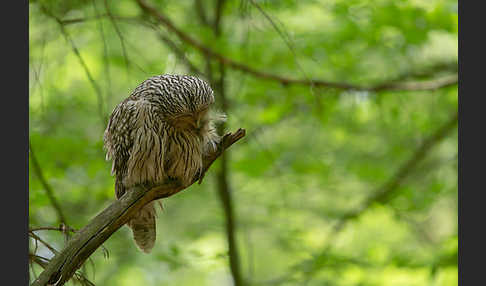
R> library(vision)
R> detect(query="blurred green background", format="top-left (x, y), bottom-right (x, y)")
top-left (29, 0), bottom-right (458, 285)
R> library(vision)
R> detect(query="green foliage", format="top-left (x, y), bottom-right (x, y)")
top-left (29, 0), bottom-right (457, 285)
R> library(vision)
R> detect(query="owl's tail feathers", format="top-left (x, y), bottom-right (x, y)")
top-left (128, 202), bottom-right (157, 253)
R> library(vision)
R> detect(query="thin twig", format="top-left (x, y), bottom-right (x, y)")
top-left (40, 5), bottom-right (107, 126)
top-left (30, 253), bottom-right (50, 268)
top-left (248, 0), bottom-right (313, 86)
top-left (194, 0), bottom-right (209, 26)
top-left (104, 0), bottom-right (130, 72)
top-left (30, 253), bottom-right (96, 286)
top-left (30, 225), bottom-right (111, 260)
top-left (30, 226), bottom-right (77, 233)
top-left (29, 141), bottom-right (67, 225)
top-left (214, 0), bottom-right (226, 35)
top-left (60, 14), bottom-right (111, 25)
top-left (33, 234), bottom-right (39, 255)
top-left (29, 231), bottom-right (59, 255)
top-left (92, 0), bottom-right (114, 109)
top-left (29, 35), bottom-right (47, 115)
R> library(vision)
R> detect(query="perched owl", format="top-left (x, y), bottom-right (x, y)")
top-left (103, 74), bottom-right (224, 253)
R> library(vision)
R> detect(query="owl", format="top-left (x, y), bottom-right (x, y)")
top-left (103, 74), bottom-right (224, 253)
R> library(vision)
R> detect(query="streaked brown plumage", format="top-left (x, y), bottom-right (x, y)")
top-left (103, 74), bottom-right (224, 253)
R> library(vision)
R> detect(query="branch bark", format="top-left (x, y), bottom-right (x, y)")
top-left (135, 0), bottom-right (457, 92)
top-left (31, 129), bottom-right (245, 286)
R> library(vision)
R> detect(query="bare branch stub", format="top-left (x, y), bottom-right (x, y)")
top-left (198, 128), bottom-right (246, 185)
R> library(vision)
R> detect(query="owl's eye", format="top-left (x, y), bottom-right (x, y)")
top-left (175, 114), bottom-right (193, 121)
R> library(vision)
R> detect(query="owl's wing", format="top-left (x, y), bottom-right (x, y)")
top-left (104, 98), bottom-right (166, 199)
top-left (104, 98), bottom-right (139, 198)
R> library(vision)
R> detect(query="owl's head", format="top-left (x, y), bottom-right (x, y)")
top-left (131, 74), bottom-right (216, 132)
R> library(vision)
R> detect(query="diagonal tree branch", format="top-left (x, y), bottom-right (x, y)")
top-left (270, 111), bottom-right (458, 284)
top-left (58, 10), bottom-right (458, 93)
top-left (335, 110), bottom-right (458, 229)
top-left (151, 25), bottom-right (204, 76)
top-left (31, 128), bottom-right (245, 286)
top-left (135, 0), bottom-right (457, 92)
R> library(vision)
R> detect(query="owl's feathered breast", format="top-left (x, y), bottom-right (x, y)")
top-left (103, 75), bottom-right (219, 198)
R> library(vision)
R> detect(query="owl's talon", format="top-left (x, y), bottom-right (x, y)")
top-left (197, 170), bottom-right (207, 184)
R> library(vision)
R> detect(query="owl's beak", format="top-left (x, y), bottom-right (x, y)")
top-left (188, 117), bottom-right (200, 129)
